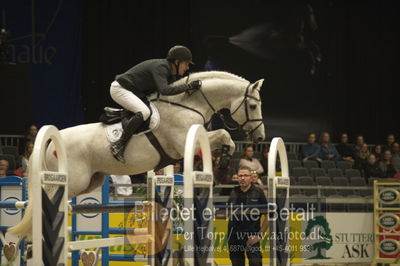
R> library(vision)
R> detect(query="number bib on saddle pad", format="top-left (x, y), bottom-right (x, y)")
top-left (103, 102), bottom-right (160, 144)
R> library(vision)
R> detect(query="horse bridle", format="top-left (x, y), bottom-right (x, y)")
top-left (152, 77), bottom-right (264, 138)
top-left (229, 83), bottom-right (264, 136)
top-left (195, 78), bottom-right (264, 138)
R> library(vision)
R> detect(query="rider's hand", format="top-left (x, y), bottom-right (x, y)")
top-left (188, 80), bottom-right (202, 90)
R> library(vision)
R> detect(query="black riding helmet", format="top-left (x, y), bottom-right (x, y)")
top-left (167, 45), bottom-right (194, 64)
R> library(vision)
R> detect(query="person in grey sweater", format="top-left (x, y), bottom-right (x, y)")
top-left (110, 45), bottom-right (201, 162)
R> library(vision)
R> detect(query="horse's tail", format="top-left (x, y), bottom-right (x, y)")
top-left (8, 162), bottom-right (34, 239)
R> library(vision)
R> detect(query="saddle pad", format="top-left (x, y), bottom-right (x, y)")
top-left (104, 102), bottom-right (160, 143)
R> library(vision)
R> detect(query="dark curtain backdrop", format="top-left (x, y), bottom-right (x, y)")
top-left (81, 0), bottom-right (398, 143)
top-left (0, 0), bottom-right (83, 134)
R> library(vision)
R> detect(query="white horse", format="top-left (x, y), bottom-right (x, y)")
top-left (9, 71), bottom-right (265, 238)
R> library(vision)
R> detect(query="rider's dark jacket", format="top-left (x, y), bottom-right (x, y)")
top-left (116, 59), bottom-right (189, 99)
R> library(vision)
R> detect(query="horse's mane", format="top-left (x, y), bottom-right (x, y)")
top-left (187, 71), bottom-right (248, 83)
top-left (157, 71), bottom-right (249, 101)
top-left (173, 71), bottom-right (249, 86)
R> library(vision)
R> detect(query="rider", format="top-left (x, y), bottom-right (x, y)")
top-left (110, 45), bottom-right (202, 163)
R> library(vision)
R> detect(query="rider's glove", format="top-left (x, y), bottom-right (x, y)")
top-left (188, 80), bottom-right (202, 90)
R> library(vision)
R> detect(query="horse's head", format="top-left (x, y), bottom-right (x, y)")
top-left (230, 79), bottom-right (265, 143)
top-left (172, 71), bottom-right (266, 143)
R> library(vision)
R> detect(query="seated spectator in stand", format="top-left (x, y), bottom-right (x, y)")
top-left (231, 173), bottom-right (239, 182)
top-left (354, 143), bottom-right (370, 171)
top-left (363, 154), bottom-right (384, 180)
top-left (19, 124), bottom-right (39, 154)
top-left (239, 145), bottom-right (264, 175)
top-left (251, 171), bottom-right (264, 187)
top-left (174, 160), bottom-right (183, 174)
top-left (382, 133), bottom-right (396, 152)
top-left (259, 145), bottom-right (269, 174)
top-left (301, 133), bottom-right (322, 163)
top-left (391, 142), bottom-right (400, 171)
top-left (213, 156), bottom-right (229, 184)
top-left (319, 132), bottom-right (341, 162)
top-left (26, 124), bottom-right (38, 143)
top-left (336, 133), bottom-right (355, 164)
top-left (379, 150), bottom-right (398, 178)
top-left (219, 172), bottom-right (239, 196)
top-left (353, 135), bottom-right (365, 156)
top-left (0, 169), bottom-right (6, 178)
top-left (0, 159), bottom-right (12, 176)
top-left (372, 144), bottom-right (383, 162)
top-left (21, 141), bottom-right (34, 173)
top-left (252, 170), bottom-right (268, 197)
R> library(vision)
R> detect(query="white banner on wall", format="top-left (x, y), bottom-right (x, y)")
top-left (300, 213), bottom-right (374, 264)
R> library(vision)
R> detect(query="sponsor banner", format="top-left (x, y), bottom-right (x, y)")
top-left (300, 213), bottom-right (374, 263)
top-left (378, 213), bottom-right (400, 259)
top-left (378, 188), bottom-right (399, 205)
top-left (69, 209), bottom-right (375, 264)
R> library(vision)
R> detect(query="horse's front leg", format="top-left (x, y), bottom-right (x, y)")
top-left (207, 129), bottom-right (235, 155)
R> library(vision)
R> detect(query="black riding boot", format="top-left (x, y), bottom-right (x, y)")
top-left (111, 112), bottom-right (144, 163)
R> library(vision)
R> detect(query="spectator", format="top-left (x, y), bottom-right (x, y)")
top-left (21, 141), bottom-right (34, 173)
top-left (219, 172), bottom-right (240, 196)
top-left (26, 124), bottom-right (38, 143)
top-left (0, 169), bottom-right (6, 178)
top-left (301, 133), bottom-right (322, 163)
top-left (0, 159), bottom-right (11, 175)
top-left (336, 133), bottom-right (355, 164)
top-left (227, 166), bottom-right (268, 266)
top-left (231, 173), bottom-right (239, 182)
top-left (251, 171), bottom-right (264, 187)
top-left (354, 143), bottom-right (370, 171)
top-left (19, 124), bottom-right (39, 154)
top-left (319, 132), bottom-right (341, 162)
top-left (259, 145), bottom-right (269, 174)
top-left (379, 150), bottom-right (398, 178)
top-left (239, 145), bottom-right (264, 175)
top-left (173, 160), bottom-right (183, 174)
top-left (382, 133), bottom-right (396, 152)
top-left (391, 142), bottom-right (400, 171)
top-left (213, 156), bottom-right (230, 185)
top-left (372, 144), bottom-right (383, 162)
top-left (363, 154), bottom-right (384, 180)
top-left (353, 135), bottom-right (365, 155)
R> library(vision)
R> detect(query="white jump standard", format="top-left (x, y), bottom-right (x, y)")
top-left (267, 137), bottom-right (290, 266)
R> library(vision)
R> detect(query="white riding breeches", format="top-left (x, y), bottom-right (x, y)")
top-left (110, 81), bottom-right (151, 121)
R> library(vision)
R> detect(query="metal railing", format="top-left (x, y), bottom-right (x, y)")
top-left (234, 141), bottom-right (303, 153)
top-left (0, 134), bottom-right (25, 148)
